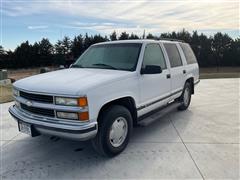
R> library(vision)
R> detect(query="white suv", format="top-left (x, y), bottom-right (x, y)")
top-left (9, 39), bottom-right (199, 156)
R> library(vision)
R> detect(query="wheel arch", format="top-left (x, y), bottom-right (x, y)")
top-left (97, 96), bottom-right (138, 126)
top-left (186, 77), bottom-right (194, 94)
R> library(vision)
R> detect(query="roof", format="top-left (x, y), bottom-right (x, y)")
top-left (93, 39), bottom-right (184, 46)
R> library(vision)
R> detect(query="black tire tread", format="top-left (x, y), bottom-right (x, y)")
top-left (178, 82), bottom-right (191, 111)
top-left (91, 105), bottom-right (132, 157)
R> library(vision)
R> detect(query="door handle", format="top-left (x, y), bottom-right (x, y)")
top-left (183, 70), bottom-right (186, 74)
top-left (166, 74), bottom-right (171, 79)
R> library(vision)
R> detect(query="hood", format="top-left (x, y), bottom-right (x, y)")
top-left (14, 68), bottom-right (134, 96)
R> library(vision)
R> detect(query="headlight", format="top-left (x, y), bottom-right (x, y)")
top-left (55, 96), bottom-right (89, 121)
top-left (56, 111), bottom-right (79, 120)
top-left (13, 88), bottom-right (19, 97)
top-left (55, 97), bottom-right (78, 106)
top-left (55, 97), bottom-right (88, 107)
top-left (15, 100), bottom-right (20, 108)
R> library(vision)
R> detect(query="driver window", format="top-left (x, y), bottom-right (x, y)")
top-left (142, 43), bottom-right (167, 70)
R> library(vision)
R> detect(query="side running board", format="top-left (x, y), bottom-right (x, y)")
top-left (137, 102), bottom-right (181, 127)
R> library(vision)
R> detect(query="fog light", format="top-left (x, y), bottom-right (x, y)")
top-left (57, 111), bottom-right (78, 120)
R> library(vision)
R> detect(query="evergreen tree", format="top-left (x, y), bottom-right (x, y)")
top-left (0, 30), bottom-right (239, 69)
top-left (39, 38), bottom-right (53, 55)
top-left (119, 32), bottom-right (129, 40)
top-left (110, 31), bottom-right (117, 41)
top-left (71, 35), bottom-right (84, 58)
top-left (129, 33), bottom-right (140, 39)
top-left (62, 36), bottom-right (71, 55)
top-left (0, 45), bottom-right (4, 55)
top-left (55, 40), bottom-right (64, 55)
top-left (146, 33), bottom-right (155, 39)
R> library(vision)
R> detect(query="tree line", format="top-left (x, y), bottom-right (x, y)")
top-left (0, 29), bottom-right (239, 69)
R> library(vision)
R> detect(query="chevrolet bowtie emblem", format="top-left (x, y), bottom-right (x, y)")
top-left (26, 101), bottom-right (33, 107)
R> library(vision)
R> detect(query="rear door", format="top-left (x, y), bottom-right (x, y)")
top-left (179, 43), bottom-right (199, 83)
top-left (163, 43), bottom-right (185, 99)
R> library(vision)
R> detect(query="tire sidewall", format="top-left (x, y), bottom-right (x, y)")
top-left (178, 82), bottom-right (191, 110)
top-left (183, 83), bottom-right (191, 107)
top-left (101, 106), bottom-right (133, 156)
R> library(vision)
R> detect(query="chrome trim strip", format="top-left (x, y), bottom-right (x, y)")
top-left (15, 105), bottom-right (89, 125)
top-left (35, 126), bottom-right (97, 141)
top-left (15, 96), bottom-right (88, 112)
top-left (137, 89), bottom-right (182, 111)
top-left (13, 86), bottom-right (85, 98)
top-left (9, 105), bottom-right (97, 130)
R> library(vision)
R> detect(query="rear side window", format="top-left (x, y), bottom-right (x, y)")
top-left (142, 43), bottom-right (166, 70)
top-left (180, 43), bottom-right (197, 64)
top-left (163, 43), bottom-right (182, 68)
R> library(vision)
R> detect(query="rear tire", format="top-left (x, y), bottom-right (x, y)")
top-left (91, 105), bottom-right (133, 157)
top-left (178, 82), bottom-right (191, 111)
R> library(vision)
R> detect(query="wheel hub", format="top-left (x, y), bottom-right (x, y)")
top-left (109, 117), bottom-right (128, 148)
top-left (183, 87), bottom-right (190, 105)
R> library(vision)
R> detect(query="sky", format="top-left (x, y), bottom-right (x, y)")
top-left (1, 0), bottom-right (239, 50)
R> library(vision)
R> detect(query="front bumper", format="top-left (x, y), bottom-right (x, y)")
top-left (9, 105), bottom-right (98, 141)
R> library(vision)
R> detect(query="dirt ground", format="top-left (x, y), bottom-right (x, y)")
top-left (8, 66), bottom-right (58, 80)
top-left (0, 84), bottom-right (13, 103)
top-left (200, 67), bottom-right (240, 79)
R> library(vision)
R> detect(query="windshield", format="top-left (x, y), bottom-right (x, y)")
top-left (72, 43), bottom-right (142, 71)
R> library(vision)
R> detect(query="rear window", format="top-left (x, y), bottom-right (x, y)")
top-left (163, 43), bottom-right (182, 68)
top-left (180, 43), bottom-right (197, 64)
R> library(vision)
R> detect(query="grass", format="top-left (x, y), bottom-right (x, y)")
top-left (200, 67), bottom-right (240, 79)
top-left (0, 84), bottom-right (13, 104)
top-left (200, 72), bottom-right (240, 79)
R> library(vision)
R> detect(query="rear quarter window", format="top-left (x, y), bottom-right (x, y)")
top-left (163, 43), bottom-right (183, 68)
top-left (180, 43), bottom-right (197, 64)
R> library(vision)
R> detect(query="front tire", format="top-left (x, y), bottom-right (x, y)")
top-left (178, 82), bottom-right (192, 111)
top-left (91, 105), bottom-right (133, 157)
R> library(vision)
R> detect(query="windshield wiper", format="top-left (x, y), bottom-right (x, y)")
top-left (92, 63), bottom-right (117, 70)
top-left (71, 64), bottom-right (83, 68)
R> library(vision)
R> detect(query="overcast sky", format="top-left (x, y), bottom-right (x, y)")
top-left (1, 0), bottom-right (239, 50)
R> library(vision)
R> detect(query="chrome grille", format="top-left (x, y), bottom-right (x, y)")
top-left (20, 91), bottom-right (53, 103)
top-left (20, 103), bottom-right (55, 117)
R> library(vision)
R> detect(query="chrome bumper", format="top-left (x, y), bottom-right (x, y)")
top-left (9, 105), bottom-right (98, 141)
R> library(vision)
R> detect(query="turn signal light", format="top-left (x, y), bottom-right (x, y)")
top-left (78, 97), bottom-right (88, 107)
top-left (79, 112), bottom-right (89, 121)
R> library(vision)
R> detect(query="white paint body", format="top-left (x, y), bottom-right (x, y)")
top-left (10, 40), bottom-right (199, 140)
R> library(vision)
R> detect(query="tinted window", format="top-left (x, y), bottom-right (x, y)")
top-left (164, 43), bottom-right (182, 68)
top-left (180, 43), bottom-right (197, 64)
top-left (142, 44), bottom-right (166, 70)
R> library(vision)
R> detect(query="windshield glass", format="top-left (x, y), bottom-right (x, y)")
top-left (72, 43), bottom-right (142, 71)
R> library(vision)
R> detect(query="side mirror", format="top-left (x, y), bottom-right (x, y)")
top-left (141, 65), bottom-right (162, 74)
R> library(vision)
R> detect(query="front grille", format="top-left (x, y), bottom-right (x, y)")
top-left (20, 91), bottom-right (53, 103)
top-left (21, 103), bottom-right (55, 117)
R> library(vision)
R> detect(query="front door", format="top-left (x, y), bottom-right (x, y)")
top-left (139, 43), bottom-right (171, 115)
